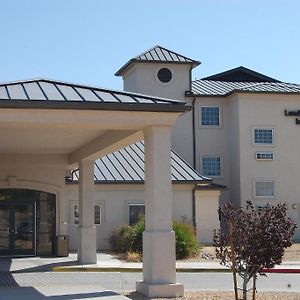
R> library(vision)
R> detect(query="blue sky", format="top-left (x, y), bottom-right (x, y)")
top-left (0, 0), bottom-right (299, 90)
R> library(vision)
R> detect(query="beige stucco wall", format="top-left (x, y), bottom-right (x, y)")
top-left (195, 189), bottom-right (220, 244)
top-left (189, 96), bottom-right (231, 205)
top-left (236, 93), bottom-right (300, 240)
top-left (122, 62), bottom-right (195, 165)
top-left (65, 183), bottom-right (220, 250)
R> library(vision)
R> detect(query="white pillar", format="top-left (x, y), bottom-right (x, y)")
top-left (77, 159), bottom-right (97, 264)
top-left (136, 126), bottom-right (184, 298)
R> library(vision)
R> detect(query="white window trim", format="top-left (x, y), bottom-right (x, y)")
top-left (255, 151), bottom-right (274, 161)
top-left (200, 155), bottom-right (224, 178)
top-left (252, 126), bottom-right (275, 147)
top-left (199, 105), bottom-right (222, 128)
top-left (70, 201), bottom-right (104, 226)
top-left (128, 203), bottom-right (145, 225)
top-left (253, 178), bottom-right (276, 199)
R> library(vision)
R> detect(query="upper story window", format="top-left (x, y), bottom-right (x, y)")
top-left (255, 180), bottom-right (275, 197)
top-left (200, 106), bottom-right (220, 127)
top-left (128, 204), bottom-right (145, 225)
top-left (201, 156), bottom-right (221, 177)
top-left (254, 128), bottom-right (274, 145)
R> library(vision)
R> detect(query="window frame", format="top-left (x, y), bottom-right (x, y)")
top-left (200, 155), bottom-right (223, 178)
top-left (255, 151), bottom-right (274, 161)
top-left (199, 105), bottom-right (222, 128)
top-left (70, 201), bottom-right (103, 226)
top-left (254, 179), bottom-right (276, 198)
top-left (128, 203), bottom-right (145, 226)
top-left (253, 127), bottom-right (275, 146)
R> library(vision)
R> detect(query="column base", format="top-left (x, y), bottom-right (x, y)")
top-left (136, 281), bottom-right (184, 298)
top-left (77, 226), bottom-right (97, 264)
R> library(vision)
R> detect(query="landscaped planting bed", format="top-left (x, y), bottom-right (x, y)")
top-left (125, 291), bottom-right (300, 300)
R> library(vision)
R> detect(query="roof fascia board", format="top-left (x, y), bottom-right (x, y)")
top-left (0, 100), bottom-right (191, 113)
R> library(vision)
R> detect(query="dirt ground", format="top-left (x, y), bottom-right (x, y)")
top-left (124, 244), bottom-right (300, 299)
top-left (125, 291), bottom-right (300, 300)
top-left (193, 243), bottom-right (300, 262)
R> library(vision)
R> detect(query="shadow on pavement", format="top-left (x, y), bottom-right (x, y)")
top-left (0, 287), bottom-right (122, 300)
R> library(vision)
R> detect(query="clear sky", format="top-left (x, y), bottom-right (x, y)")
top-left (0, 0), bottom-right (299, 90)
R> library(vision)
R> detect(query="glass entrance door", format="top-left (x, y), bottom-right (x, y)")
top-left (0, 190), bottom-right (35, 256)
top-left (13, 199), bottom-right (35, 255)
top-left (0, 199), bottom-right (10, 254)
top-left (0, 189), bottom-right (56, 257)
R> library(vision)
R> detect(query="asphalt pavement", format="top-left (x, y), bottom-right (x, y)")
top-left (0, 253), bottom-right (299, 300)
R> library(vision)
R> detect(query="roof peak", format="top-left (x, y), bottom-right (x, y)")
top-left (202, 66), bottom-right (280, 83)
top-left (115, 45), bottom-right (200, 76)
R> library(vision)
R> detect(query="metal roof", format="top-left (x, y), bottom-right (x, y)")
top-left (189, 80), bottom-right (300, 97)
top-left (202, 66), bottom-right (279, 83)
top-left (0, 79), bottom-right (189, 111)
top-left (71, 141), bottom-right (210, 184)
top-left (0, 78), bottom-right (190, 112)
top-left (115, 45), bottom-right (200, 76)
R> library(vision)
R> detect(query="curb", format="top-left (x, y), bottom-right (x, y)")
top-left (52, 267), bottom-right (300, 274)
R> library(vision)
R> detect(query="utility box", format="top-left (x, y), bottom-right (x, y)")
top-left (56, 235), bottom-right (69, 257)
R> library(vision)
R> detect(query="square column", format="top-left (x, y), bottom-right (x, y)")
top-left (77, 159), bottom-right (97, 264)
top-left (136, 126), bottom-right (184, 298)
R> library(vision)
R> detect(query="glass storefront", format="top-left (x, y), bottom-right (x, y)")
top-left (0, 189), bottom-right (56, 256)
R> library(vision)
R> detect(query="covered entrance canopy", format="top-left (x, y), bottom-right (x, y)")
top-left (0, 79), bottom-right (190, 297)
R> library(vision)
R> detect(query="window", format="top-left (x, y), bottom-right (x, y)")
top-left (254, 129), bottom-right (273, 144)
top-left (157, 68), bottom-right (172, 83)
top-left (94, 204), bottom-right (101, 225)
top-left (74, 204), bottom-right (79, 225)
top-left (128, 204), bottom-right (145, 225)
top-left (202, 156), bottom-right (221, 177)
top-left (72, 203), bottom-right (102, 225)
top-left (255, 180), bottom-right (275, 197)
top-left (256, 151), bottom-right (274, 160)
top-left (200, 106), bottom-right (220, 126)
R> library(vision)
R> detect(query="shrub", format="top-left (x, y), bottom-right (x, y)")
top-left (173, 222), bottom-right (199, 259)
top-left (109, 218), bottom-right (199, 259)
top-left (109, 225), bottom-right (134, 253)
top-left (130, 217), bottom-right (145, 253)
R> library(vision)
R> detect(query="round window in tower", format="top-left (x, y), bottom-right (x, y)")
top-left (157, 68), bottom-right (172, 83)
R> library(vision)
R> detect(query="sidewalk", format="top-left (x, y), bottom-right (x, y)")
top-left (1, 252), bottom-right (300, 273)
top-left (53, 254), bottom-right (300, 273)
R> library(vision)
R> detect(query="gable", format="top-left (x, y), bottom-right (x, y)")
top-left (202, 66), bottom-right (279, 83)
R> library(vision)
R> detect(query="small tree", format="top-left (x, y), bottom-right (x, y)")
top-left (214, 201), bottom-right (296, 300)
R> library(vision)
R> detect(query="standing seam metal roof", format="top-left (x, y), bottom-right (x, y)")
top-left (71, 141), bottom-right (209, 184)
top-left (115, 45), bottom-right (200, 76)
top-left (0, 78), bottom-right (187, 107)
top-left (190, 80), bottom-right (300, 96)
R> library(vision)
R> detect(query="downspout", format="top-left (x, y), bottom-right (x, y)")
top-left (189, 63), bottom-right (198, 229)
top-left (192, 97), bottom-right (197, 228)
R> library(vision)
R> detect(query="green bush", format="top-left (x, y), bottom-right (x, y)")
top-left (109, 218), bottom-right (199, 259)
top-left (109, 225), bottom-right (134, 253)
top-left (173, 222), bottom-right (199, 259)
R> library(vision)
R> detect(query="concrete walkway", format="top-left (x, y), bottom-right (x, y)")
top-left (1, 252), bottom-right (300, 273)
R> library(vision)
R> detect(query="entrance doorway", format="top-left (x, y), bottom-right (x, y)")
top-left (0, 189), bottom-right (56, 256)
